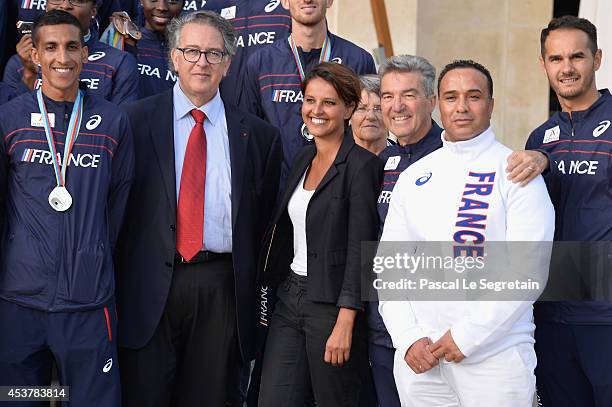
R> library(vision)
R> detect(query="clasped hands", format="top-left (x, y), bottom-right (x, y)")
top-left (404, 330), bottom-right (465, 374)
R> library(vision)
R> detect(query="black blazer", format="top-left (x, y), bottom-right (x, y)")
top-left (115, 90), bottom-right (282, 361)
top-left (260, 131), bottom-right (383, 310)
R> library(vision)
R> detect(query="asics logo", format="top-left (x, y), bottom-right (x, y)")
top-left (593, 120), bottom-right (610, 138)
top-left (265, 0), bottom-right (280, 12)
top-left (102, 358), bottom-right (113, 373)
top-left (415, 172), bottom-right (432, 186)
top-left (88, 52), bottom-right (106, 62)
top-left (85, 115), bottom-right (102, 130)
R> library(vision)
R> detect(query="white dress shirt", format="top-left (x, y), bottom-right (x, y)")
top-left (172, 82), bottom-right (232, 252)
top-left (288, 169), bottom-right (315, 276)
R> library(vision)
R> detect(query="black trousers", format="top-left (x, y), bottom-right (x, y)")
top-left (119, 257), bottom-right (238, 407)
top-left (259, 272), bottom-right (367, 407)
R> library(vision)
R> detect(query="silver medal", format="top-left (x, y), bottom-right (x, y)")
top-left (301, 123), bottom-right (314, 141)
top-left (48, 186), bottom-right (73, 212)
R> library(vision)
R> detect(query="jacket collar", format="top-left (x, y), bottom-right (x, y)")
top-left (557, 88), bottom-right (611, 124)
top-left (395, 120), bottom-right (442, 154)
top-left (281, 128), bottom-right (355, 211)
top-left (441, 125), bottom-right (496, 159)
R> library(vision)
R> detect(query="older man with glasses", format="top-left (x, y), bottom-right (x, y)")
top-left (115, 10), bottom-right (282, 407)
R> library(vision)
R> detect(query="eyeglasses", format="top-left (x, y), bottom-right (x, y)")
top-left (48, 0), bottom-right (90, 7)
top-left (176, 48), bottom-right (226, 64)
top-left (354, 105), bottom-right (383, 115)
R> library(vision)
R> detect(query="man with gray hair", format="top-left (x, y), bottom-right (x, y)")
top-left (369, 54), bottom-right (443, 407)
top-left (115, 10), bottom-right (282, 406)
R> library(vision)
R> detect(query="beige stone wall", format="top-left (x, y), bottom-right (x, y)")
top-left (328, 0), bottom-right (553, 150)
top-left (327, 0), bottom-right (417, 61)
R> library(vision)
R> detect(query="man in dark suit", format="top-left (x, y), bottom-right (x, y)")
top-left (115, 10), bottom-right (282, 407)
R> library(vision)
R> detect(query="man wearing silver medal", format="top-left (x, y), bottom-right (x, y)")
top-left (0, 10), bottom-right (134, 407)
top-left (238, 0), bottom-right (376, 184)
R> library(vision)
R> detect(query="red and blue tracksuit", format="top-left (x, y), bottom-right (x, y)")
top-left (0, 90), bottom-right (134, 406)
top-left (3, 31), bottom-right (139, 106)
top-left (135, 27), bottom-right (176, 99)
top-left (526, 88), bottom-right (612, 407)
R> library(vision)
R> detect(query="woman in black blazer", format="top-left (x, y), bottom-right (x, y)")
top-left (258, 62), bottom-right (383, 407)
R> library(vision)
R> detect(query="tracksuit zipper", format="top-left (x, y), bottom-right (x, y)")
top-left (48, 109), bottom-right (70, 311)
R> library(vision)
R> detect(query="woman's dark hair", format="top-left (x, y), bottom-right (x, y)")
top-left (302, 62), bottom-right (362, 123)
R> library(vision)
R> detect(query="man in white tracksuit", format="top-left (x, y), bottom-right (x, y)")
top-left (378, 60), bottom-right (555, 406)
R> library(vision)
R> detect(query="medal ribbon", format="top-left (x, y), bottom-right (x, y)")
top-left (36, 88), bottom-right (84, 188)
top-left (288, 33), bottom-right (332, 81)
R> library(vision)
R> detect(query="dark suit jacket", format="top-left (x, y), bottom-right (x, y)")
top-left (260, 131), bottom-right (382, 310)
top-left (115, 89), bottom-right (282, 361)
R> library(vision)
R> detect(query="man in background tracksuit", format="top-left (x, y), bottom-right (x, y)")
top-left (3, 0), bottom-right (139, 105)
top-left (4, 0), bottom-right (120, 71)
top-left (0, 11), bottom-right (133, 406)
top-left (515, 16), bottom-right (612, 407)
top-left (238, 0), bottom-right (376, 183)
top-left (134, 0), bottom-right (184, 98)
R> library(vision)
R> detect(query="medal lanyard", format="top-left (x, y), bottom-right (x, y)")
top-left (36, 88), bottom-right (84, 188)
top-left (288, 33), bottom-right (332, 81)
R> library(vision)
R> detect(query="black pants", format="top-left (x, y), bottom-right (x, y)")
top-left (119, 257), bottom-right (238, 407)
top-left (259, 273), bottom-right (367, 407)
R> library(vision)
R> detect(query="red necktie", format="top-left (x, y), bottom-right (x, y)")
top-left (176, 109), bottom-right (207, 261)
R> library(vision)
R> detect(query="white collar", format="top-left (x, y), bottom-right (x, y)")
top-left (173, 81), bottom-right (224, 128)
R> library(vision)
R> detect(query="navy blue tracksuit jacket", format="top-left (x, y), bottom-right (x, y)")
top-left (527, 89), bottom-right (612, 324)
top-left (0, 90), bottom-right (134, 312)
top-left (135, 27), bottom-right (176, 99)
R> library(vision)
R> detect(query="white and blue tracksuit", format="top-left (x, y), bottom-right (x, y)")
top-left (379, 127), bottom-right (554, 407)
